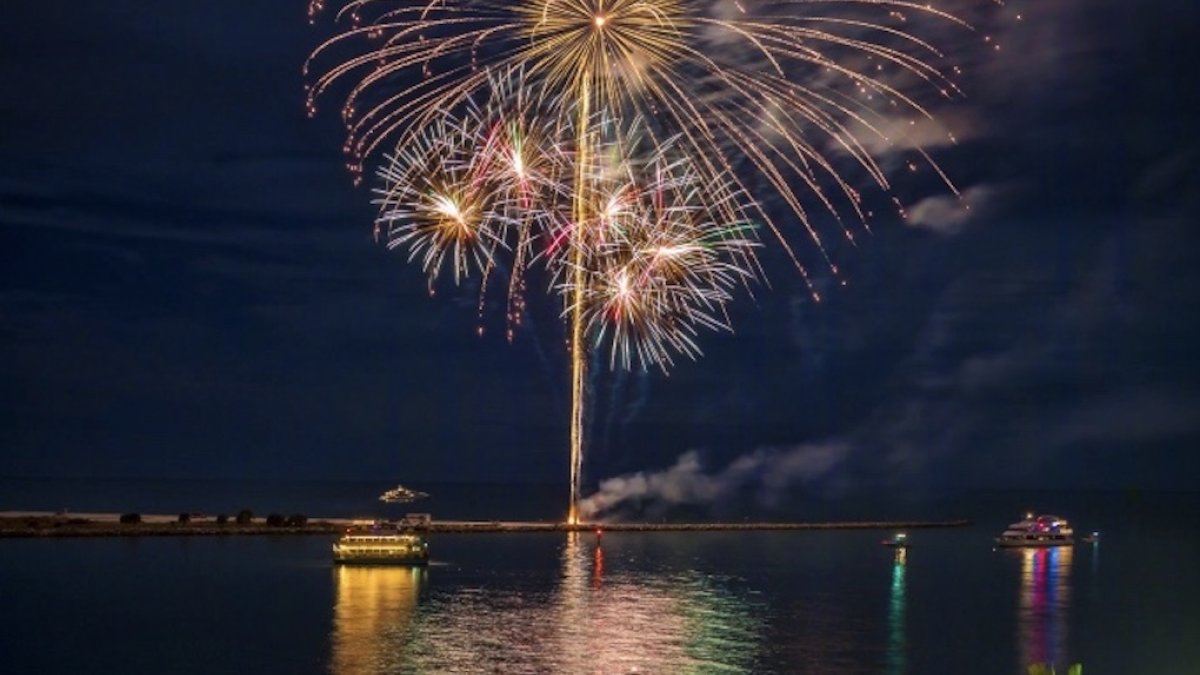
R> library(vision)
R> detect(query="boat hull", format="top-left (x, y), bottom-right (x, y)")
top-left (995, 514), bottom-right (1075, 548)
top-left (995, 538), bottom-right (1073, 548)
top-left (333, 555), bottom-right (429, 566)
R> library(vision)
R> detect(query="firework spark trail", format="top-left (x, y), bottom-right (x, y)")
top-left (309, 0), bottom-right (996, 522)
top-left (374, 72), bottom-right (575, 318)
top-left (372, 90), bottom-right (763, 337)
top-left (307, 0), bottom-right (981, 282)
top-left (370, 71), bottom-right (761, 364)
top-left (567, 81), bottom-right (592, 526)
top-left (561, 149), bottom-right (759, 373)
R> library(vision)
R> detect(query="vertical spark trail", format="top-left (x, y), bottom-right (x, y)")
top-left (568, 82), bottom-right (592, 525)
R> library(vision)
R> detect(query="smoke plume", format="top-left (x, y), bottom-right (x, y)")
top-left (579, 442), bottom-right (849, 520)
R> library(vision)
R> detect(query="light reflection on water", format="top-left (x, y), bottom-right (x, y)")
top-left (331, 566), bottom-right (425, 675)
top-left (330, 534), bottom-right (762, 674)
top-left (886, 548), bottom-right (907, 675)
top-left (1016, 546), bottom-right (1073, 670)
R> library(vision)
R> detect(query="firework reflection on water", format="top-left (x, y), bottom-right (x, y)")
top-left (328, 533), bottom-right (763, 673)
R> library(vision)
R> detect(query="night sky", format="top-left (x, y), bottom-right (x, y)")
top-left (2, 1), bottom-right (1197, 492)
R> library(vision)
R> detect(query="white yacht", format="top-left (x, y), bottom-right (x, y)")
top-left (378, 484), bottom-right (429, 504)
top-left (995, 513), bottom-right (1074, 547)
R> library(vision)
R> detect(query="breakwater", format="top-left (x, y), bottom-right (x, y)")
top-left (0, 511), bottom-right (969, 538)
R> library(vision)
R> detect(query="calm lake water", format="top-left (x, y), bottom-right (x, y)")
top-left (1, 481), bottom-right (1197, 673)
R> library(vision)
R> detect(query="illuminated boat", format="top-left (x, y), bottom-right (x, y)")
top-left (881, 532), bottom-right (909, 548)
top-left (995, 513), bottom-right (1074, 547)
top-left (333, 524), bottom-right (430, 565)
top-left (379, 484), bottom-right (429, 504)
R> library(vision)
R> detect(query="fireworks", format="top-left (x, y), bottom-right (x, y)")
top-left (374, 74), bottom-right (573, 312)
top-left (375, 115), bottom-right (495, 286)
top-left (307, 1), bottom-right (989, 522)
top-left (307, 0), bottom-right (970, 282)
top-left (562, 144), bottom-right (758, 372)
top-left (373, 77), bottom-right (759, 371)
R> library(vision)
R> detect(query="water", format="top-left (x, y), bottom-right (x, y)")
top-left (1, 482), bottom-right (1197, 673)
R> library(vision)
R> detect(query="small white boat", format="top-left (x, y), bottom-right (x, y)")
top-left (378, 484), bottom-right (429, 504)
top-left (995, 513), bottom-right (1074, 547)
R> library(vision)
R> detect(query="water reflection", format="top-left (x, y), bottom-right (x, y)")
top-left (331, 534), bottom-right (762, 673)
top-left (1016, 546), bottom-right (1073, 669)
top-left (559, 533), bottom-right (763, 671)
top-left (887, 548), bottom-right (907, 675)
top-left (592, 543), bottom-right (604, 590)
top-left (331, 566), bottom-right (425, 674)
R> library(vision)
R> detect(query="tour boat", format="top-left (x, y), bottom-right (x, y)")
top-left (332, 523), bottom-right (429, 565)
top-left (995, 513), bottom-right (1074, 547)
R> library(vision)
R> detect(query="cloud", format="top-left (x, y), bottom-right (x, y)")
top-left (850, 111), bottom-right (978, 155)
top-left (1052, 389), bottom-right (1200, 447)
top-left (835, 210), bottom-right (1200, 487)
top-left (903, 184), bottom-right (996, 234)
top-left (580, 442), bottom-right (850, 519)
top-left (0, 156), bottom-right (369, 264)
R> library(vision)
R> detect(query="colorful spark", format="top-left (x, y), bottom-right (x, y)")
top-left (374, 81), bottom-right (759, 370)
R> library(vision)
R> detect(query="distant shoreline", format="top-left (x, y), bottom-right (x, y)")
top-left (0, 511), bottom-right (971, 538)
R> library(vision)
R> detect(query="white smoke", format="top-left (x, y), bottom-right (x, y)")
top-left (904, 183), bottom-right (997, 235)
top-left (579, 442), bottom-right (850, 520)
